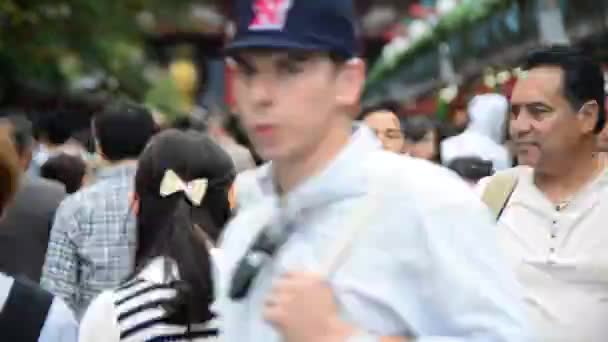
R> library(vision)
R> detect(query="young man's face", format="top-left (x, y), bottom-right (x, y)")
top-left (229, 51), bottom-right (363, 162)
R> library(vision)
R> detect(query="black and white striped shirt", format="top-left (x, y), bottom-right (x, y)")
top-left (79, 257), bottom-right (218, 342)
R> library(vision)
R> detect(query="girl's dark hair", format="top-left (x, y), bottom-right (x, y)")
top-left (134, 129), bottom-right (235, 328)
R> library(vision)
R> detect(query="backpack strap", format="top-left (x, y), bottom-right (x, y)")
top-left (319, 167), bottom-right (386, 278)
top-left (481, 173), bottom-right (518, 221)
top-left (0, 277), bottom-right (53, 342)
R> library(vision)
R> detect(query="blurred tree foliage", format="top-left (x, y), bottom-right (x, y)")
top-left (0, 0), bottom-right (211, 107)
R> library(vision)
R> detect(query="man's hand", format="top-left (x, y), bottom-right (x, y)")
top-left (264, 272), bottom-right (355, 342)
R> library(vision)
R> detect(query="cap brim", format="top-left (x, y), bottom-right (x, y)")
top-left (224, 35), bottom-right (327, 56)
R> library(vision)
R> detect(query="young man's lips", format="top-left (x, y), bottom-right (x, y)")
top-left (254, 124), bottom-right (275, 135)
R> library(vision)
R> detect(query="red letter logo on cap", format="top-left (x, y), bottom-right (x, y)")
top-left (249, 0), bottom-right (292, 30)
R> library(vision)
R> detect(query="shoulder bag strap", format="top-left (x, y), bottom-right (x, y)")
top-left (481, 173), bottom-right (518, 221)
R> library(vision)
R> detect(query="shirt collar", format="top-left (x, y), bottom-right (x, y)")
top-left (515, 165), bottom-right (608, 211)
top-left (255, 124), bottom-right (380, 216)
top-left (96, 162), bottom-right (137, 181)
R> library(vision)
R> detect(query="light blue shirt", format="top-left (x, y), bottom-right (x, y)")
top-left (0, 273), bottom-right (77, 342)
top-left (216, 125), bottom-right (531, 342)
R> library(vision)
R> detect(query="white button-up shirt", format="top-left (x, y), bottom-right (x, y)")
top-left (478, 166), bottom-right (608, 341)
top-left (216, 126), bottom-right (530, 342)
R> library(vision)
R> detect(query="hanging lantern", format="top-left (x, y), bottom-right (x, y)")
top-left (169, 58), bottom-right (199, 113)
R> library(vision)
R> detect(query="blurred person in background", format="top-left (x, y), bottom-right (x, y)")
top-left (71, 128), bottom-right (96, 154)
top-left (231, 167), bottom-right (263, 212)
top-left (29, 111), bottom-right (88, 175)
top-left (441, 93), bottom-right (512, 171)
top-left (41, 153), bottom-right (88, 194)
top-left (224, 112), bottom-right (263, 165)
top-left (447, 106), bottom-right (469, 134)
top-left (400, 115), bottom-right (441, 162)
top-left (79, 129), bottom-right (234, 341)
top-left (0, 125), bottom-right (77, 342)
top-left (0, 115), bottom-right (66, 283)
top-left (359, 102), bottom-right (404, 153)
top-left (41, 101), bottom-right (157, 318)
top-left (172, 114), bottom-right (208, 132)
top-left (207, 108), bottom-right (256, 173)
top-left (477, 46), bottom-right (607, 341)
top-left (173, 114), bottom-right (259, 211)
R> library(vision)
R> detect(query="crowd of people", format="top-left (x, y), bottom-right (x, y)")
top-left (361, 92), bottom-right (513, 184)
top-left (0, 0), bottom-right (607, 341)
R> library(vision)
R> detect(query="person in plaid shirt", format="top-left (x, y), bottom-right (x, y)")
top-left (41, 101), bottom-right (157, 318)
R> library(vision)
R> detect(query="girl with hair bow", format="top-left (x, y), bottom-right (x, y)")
top-left (80, 129), bottom-right (235, 342)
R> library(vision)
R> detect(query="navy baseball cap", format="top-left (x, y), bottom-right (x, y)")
top-left (225, 0), bottom-right (358, 58)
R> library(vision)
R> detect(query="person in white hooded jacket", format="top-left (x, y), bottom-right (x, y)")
top-left (441, 93), bottom-right (512, 171)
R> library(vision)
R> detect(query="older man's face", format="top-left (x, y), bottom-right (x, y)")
top-left (510, 66), bottom-right (593, 168)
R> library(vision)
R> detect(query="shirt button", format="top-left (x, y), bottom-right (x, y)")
top-left (551, 233), bottom-right (557, 239)
top-left (549, 248), bottom-right (556, 253)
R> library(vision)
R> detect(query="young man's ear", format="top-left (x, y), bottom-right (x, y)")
top-left (335, 58), bottom-right (366, 107)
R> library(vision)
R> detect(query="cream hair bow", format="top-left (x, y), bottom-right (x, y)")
top-left (159, 169), bottom-right (208, 206)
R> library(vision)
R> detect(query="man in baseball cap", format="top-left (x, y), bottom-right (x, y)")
top-left (225, 0), bottom-right (358, 58)
top-left (217, 1), bottom-right (531, 341)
